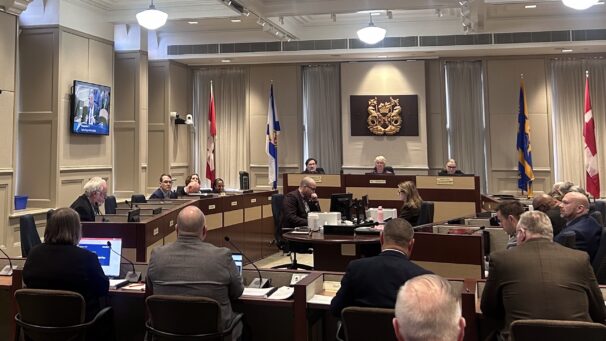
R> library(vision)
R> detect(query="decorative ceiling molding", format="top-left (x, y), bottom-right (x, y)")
top-left (0, 0), bottom-right (34, 15)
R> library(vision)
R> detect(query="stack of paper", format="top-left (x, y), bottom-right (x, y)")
top-left (242, 287), bottom-right (275, 298)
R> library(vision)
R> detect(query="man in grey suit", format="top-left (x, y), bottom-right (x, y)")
top-left (147, 206), bottom-right (244, 337)
top-left (481, 210), bottom-right (606, 340)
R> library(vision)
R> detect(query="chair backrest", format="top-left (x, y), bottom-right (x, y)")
top-left (104, 195), bottom-right (117, 214)
top-left (416, 201), bottom-right (434, 226)
top-left (19, 214), bottom-right (41, 257)
top-left (271, 194), bottom-right (285, 246)
top-left (510, 319), bottom-right (606, 341)
top-left (146, 295), bottom-right (223, 340)
top-left (341, 306), bottom-right (397, 341)
top-left (131, 194), bottom-right (147, 204)
top-left (592, 227), bottom-right (606, 284)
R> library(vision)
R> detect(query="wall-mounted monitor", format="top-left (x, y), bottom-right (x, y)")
top-left (71, 80), bottom-right (111, 135)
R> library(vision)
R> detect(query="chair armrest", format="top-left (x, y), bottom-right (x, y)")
top-left (223, 313), bottom-right (243, 335)
top-left (145, 322), bottom-right (223, 339)
top-left (88, 306), bottom-right (112, 326)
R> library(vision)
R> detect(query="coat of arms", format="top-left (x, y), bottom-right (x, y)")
top-left (367, 97), bottom-right (402, 135)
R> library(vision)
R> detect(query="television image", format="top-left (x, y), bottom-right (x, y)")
top-left (71, 80), bottom-right (111, 135)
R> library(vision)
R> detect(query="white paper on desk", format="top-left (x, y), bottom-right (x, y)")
top-left (307, 295), bottom-right (334, 305)
top-left (109, 279), bottom-right (128, 289)
top-left (267, 286), bottom-right (294, 300)
top-left (242, 287), bottom-right (275, 297)
top-left (121, 283), bottom-right (146, 291)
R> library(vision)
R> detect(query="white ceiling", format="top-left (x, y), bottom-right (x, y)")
top-left (68, 0), bottom-right (606, 64)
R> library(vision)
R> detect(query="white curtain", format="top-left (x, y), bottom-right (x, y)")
top-left (192, 67), bottom-right (249, 189)
top-left (444, 61), bottom-right (487, 192)
top-left (549, 58), bottom-right (606, 195)
top-left (302, 64), bottom-right (342, 173)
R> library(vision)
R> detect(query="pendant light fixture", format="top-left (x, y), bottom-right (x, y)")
top-left (136, 0), bottom-right (168, 30)
top-left (357, 13), bottom-right (386, 45)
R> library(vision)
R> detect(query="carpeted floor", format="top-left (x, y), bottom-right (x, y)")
top-left (245, 252), bottom-right (314, 269)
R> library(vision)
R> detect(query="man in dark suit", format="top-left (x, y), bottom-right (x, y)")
top-left (70, 177), bottom-right (107, 222)
top-left (302, 158), bottom-right (325, 174)
top-left (330, 218), bottom-right (431, 317)
top-left (149, 173), bottom-right (178, 200)
top-left (555, 191), bottom-right (602, 261)
top-left (481, 211), bottom-right (606, 340)
top-left (438, 159), bottom-right (464, 176)
top-left (281, 176), bottom-right (321, 229)
top-left (532, 193), bottom-right (566, 236)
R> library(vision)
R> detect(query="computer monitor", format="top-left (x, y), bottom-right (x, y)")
top-left (78, 237), bottom-right (122, 278)
top-left (127, 208), bottom-right (140, 222)
top-left (231, 253), bottom-right (243, 275)
top-left (330, 193), bottom-right (353, 221)
top-left (361, 195), bottom-right (369, 210)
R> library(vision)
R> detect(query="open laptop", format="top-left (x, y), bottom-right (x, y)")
top-left (78, 237), bottom-right (123, 278)
top-left (231, 253), bottom-right (243, 275)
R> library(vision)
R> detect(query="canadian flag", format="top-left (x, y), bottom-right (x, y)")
top-left (206, 81), bottom-right (217, 184)
top-left (583, 72), bottom-right (600, 198)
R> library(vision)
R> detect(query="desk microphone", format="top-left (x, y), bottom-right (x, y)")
top-left (125, 200), bottom-right (132, 209)
top-left (0, 247), bottom-right (15, 276)
top-left (106, 241), bottom-right (141, 283)
top-left (224, 236), bottom-right (270, 288)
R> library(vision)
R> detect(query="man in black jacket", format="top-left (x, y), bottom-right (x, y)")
top-left (70, 177), bottom-right (107, 222)
top-left (281, 176), bottom-right (321, 229)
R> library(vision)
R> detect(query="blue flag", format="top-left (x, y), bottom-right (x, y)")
top-left (517, 80), bottom-right (534, 195)
top-left (265, 84), bottom-right (281, 190)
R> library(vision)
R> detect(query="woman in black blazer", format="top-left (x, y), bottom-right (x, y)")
top-left (398, 181), bottom-right (423, 226)
top-left (23, 207), bottom-right (109, 321)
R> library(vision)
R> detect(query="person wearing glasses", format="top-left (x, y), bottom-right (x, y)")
top-left (281, 176), bottom-right (321, 229)
top-left (70, 176), bottom-right (108, 222)
top-left (302, 158), bottom-right (325, 174)
top-left (149, 174), bottom-right (178, 200)
top-left (438, 159), bottom-right (464, 176)
top-left (369, 155), bottom-right (395, 175)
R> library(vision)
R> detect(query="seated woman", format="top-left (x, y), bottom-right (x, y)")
top-left (22, 207), bottom-right (109, 321)
top-left (370, 155), bottom-right (395, 175)
top-left (302, 158), bottom-right (325, 174)
top-left (178, 173), bottom-right (201, 196)
top-left (438, 159), bottom-right (464, 176)
top-left (213, 178), bottom-right (226, 195)
top-left (398, 181), bottom-right (423, 225)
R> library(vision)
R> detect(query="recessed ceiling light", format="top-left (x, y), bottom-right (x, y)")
top-left (525, 5), bottom-right (537, 8)
top-left (221, 59), bottom-right (231, 63)
top-left (357, 10), bottom-right (381, 15)
top-left (230, 18), bottom-right (241, 23)
top-left (562, 49), bottom-right (573, 53)
top-left (377, 55), bottom-right (388, 58)
top-left (187, 21), bottom-right (198, 24)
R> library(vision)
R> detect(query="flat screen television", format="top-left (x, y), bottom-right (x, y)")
top-left (71, 80), bottom-right (111, 135)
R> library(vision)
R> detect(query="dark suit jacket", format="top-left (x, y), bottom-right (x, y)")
top-left (545, 207), bottom-right (566, 236)
top-left (70, 194), bottom-right (97, 222)
top-left (555, 214), bottom-right (602, 262)
top-left (302, 168), bottom-right (325, 174)
top-left (438, 169), bottom-right (464, 176)
top-left (481, 238), bottom-right (606, 338)
top-left (368, 166), bottom-right (395, 175)
top-left (281, 189), bottom-right (321, 229)
top-left (23, 243), bottom-right (109, 321)
top-left (399, 205), bottom-right (421, 226)
top-left (329, 250), bottom-right (431, 317)
top-left (149, 188), bottom-right (178, 200)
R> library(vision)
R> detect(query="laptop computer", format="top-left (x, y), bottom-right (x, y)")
top-left (232, 252), bottom-right (243, 275)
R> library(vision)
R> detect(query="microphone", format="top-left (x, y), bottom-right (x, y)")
top-left (224, 236), bottom-right (270, 288)
top-left (107, 241), bottom-right (141, 283)
top-left (125, 200), bottom-right (132, 209)
top-left (0, 247), bottom-right (15, 276)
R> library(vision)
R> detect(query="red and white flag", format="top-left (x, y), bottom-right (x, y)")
top-left (584, 71), bottom-right (600, 198)
top-left (206, 81), bottom-right (217, 184)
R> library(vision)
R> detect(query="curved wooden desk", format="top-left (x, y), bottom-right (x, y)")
top-left (283, 232), bottom-right (381, 271)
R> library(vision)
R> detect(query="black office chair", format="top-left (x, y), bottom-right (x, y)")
top-left (145, 295), bottom-right (242, 341)
top-left (15, 288), bottom-right (113, 341)
top-left (131, 194), bottom-right (147, 204)
top-left (104, 195), bottom-right (117, 214)
top-left (339, 307), bottom-right (397, 341)
top-left (19, 214), bottom-right (41, 257)
top-left (271, 193), bottom-right (313, 270)
top-left (593, 201), bottom-right (606, 227)
top-left (590, 211), bottom-right (604, 226)
top-left (592, 228), bottom-right (606, 284)
top-left (510, 319), bottom-right (606, 341)
top-left (415, 201), bottom-right (435, 226)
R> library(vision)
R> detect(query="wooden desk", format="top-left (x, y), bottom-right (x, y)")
top-left (283, 232), bottom-right (381, 271)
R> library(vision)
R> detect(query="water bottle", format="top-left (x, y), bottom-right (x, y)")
top-left (377, 206), bottom-right (384, 224)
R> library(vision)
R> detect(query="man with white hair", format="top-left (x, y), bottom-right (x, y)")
top-left (481, 211), bottom-right (605, 340)
top-left (70, 177), bottom-right (107, 222)
top-left (393, 274), bottom-right (465, 341)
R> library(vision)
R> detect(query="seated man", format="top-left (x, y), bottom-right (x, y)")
top-left (532, 193), bottom-right (566, 236)
top-left (302, 158), bottom-right (325, 174)
top-left (70, 177), bottom-right (107, 222)
top-left (149, 174), bottom-right (178, 200)
top-left (555, 191), bottom-right (602, 261)
top-left (438, 159), bottom-right (464, 176)
top-left (481, 211), bottom-right (605, 340)
top-left (281, 177), bottom-right (321, 229)
top-left (495, 200), bottom-right (525, 249)
top-left (147, 206), bottom-right (244, 338)
top-left (330, 218), bottom-right (431, 317)
top-left (369, 155), bottom-right (395, 175)
top-left (393, 275), bottom-right (465, 341)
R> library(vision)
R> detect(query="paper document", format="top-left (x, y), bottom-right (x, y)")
top-left (307, 295), bottom-right (334, 305)
top-left (121, 283), bottom-right (146, 291)
top-left (268, 286), bottom-right (294, 300)
top-left (242, 287), bottom-right (275, 297)
top-left (109, 279), bottom-right (128, 289)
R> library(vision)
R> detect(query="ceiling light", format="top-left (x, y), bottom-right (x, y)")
top-left (562, 0), bottom-right (598, 10)
top-left (377, 55), bottom-right (387, 58)
top-left (562, 49), bottom-right (573, 53)
top-left (230, 18), bottom-right (241, 23)
top-left (136, 0), bottom-right (168, 30)
top-left (357, 13), bottom-right (386, 45)
top-left (525, 5), bottom-right (537, 8)
top-left (187, 21), bottom-right (198, 24)
top-left (221, 59), bottom-right (231, 63)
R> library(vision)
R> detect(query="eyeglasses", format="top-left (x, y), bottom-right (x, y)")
top-left (305, 185), bottom-right (316, 192)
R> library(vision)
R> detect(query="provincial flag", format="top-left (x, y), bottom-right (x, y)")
top-left (517, 79), bottom-right (535, 196)
top-left (584, 72), bottom-right (600, 198)
top-left (266, 84), bottom-right (281, 190)
top-left (206, 81), bottom-right (217, 184)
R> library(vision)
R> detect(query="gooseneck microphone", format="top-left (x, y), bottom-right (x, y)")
top-left (106, 241), bottom-right (141, 283)
top-left (0, 247), bottom-right (15, 276)
top-left (224, 236), bottom-right (269, 288)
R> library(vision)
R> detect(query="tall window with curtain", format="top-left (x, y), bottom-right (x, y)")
top-left (549, 58), bottom-right (606, 194)
top-left (192, 67), bottom-right (249, 188)
top-left (302, 64), bottom-right (342, 173)
top-left (444, 61), bottom-right (488, 192)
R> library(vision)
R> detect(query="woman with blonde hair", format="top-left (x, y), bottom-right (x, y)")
top-left (398, 181), bottom-right (423, 225)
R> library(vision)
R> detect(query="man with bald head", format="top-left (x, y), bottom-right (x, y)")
top-left (147, 206), bottom-right (244, 337)
top-left (532, 193), bottom-right (566, 236)
top-left (555, 191), bottom-right (602, 261)
top-left (281, 176), bottom-right (321, 229)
